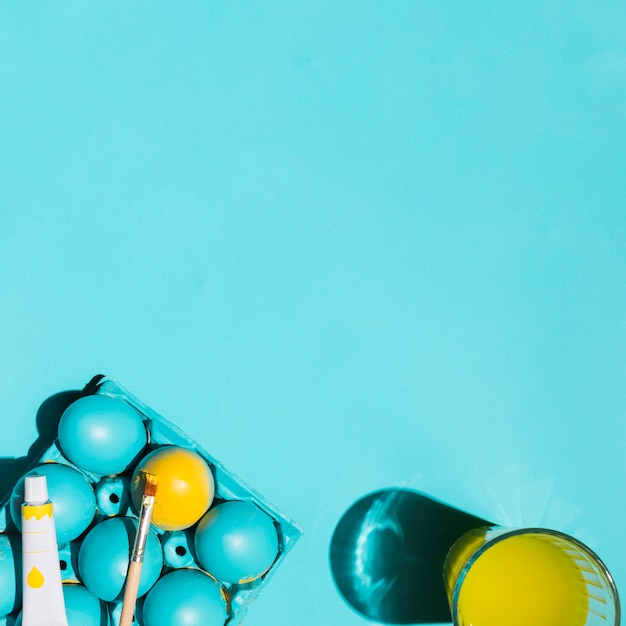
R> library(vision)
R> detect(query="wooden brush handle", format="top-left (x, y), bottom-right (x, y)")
top-left (120, 560), bottom-right (143, 626)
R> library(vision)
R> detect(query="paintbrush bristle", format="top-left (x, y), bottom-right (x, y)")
top-left (142, 472), bottom-right (158, 497)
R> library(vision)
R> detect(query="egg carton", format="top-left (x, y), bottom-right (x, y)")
top-left (0, 375), bottom-right (302, 625)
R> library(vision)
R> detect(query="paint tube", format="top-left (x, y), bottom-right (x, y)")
top-left (21, 474), bottom-right (68, 626)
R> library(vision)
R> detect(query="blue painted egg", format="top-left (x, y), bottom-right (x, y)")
top-left (10, 464), bottom-right (96, 545)
top-left (0, 535), bottom-right (20, 617)
top-left (63, 584), bottom-right (110, 626)
top-left (78, 516), bottom-right (162, 602)
top-left (194, 500), bottom-right (279, 584)
top-left (142, 569), bottom-right (228, 626)
top-left (58, 395), bottom-right (148, 476)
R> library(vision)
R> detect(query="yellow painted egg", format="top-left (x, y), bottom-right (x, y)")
top-left (131, 446), bottom-right (214, 531)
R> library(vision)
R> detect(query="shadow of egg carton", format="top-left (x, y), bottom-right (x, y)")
top-left (0, 376), bottom-right (302, 625)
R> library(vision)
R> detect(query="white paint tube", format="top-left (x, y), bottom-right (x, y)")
top-left (21, 475), bottom-right (68, 626)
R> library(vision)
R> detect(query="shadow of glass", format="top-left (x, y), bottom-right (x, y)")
top-left (0, 375), bottom-right (105, 503)
top-left (329, 488), bottom-right (492, 624)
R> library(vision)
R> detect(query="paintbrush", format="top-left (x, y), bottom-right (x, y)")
top-left (120, 472), bottom-right (158, 626)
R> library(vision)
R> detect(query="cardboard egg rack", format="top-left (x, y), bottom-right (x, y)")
top-left (0, 375), bottom-right (302, 625)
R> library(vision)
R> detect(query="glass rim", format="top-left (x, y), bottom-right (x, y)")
top-left (450, 526), bottom-right (621, 626)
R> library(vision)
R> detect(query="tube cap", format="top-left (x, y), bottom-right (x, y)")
top-left (24, 475), bottom-right (49, 505)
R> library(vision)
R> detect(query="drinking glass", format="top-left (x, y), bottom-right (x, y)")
top-left (444, 526), bottom-right (621, 626)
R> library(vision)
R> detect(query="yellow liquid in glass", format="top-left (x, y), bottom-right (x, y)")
top-left (456, 534), bottom-right (589, 626)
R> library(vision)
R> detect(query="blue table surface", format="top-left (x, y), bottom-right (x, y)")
top-left (1, 3), bottom-right (625, 625)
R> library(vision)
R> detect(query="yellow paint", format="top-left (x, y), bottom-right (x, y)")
top-left (449, 533), bottom-right (589, 626)
top-left (27, 566), bottom-right (45, 588)
top-left (238, 575), bottom-right (258, 585)
top-left (132, 447), bottom-right (214, 531)
top-left (22, 503), bottom-right (53, 521)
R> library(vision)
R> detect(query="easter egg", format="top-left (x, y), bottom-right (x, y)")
top-left (0, 535), bottom-right (20, 617)
top-left (142, 569), bottom-right (228, 626)
top-left (78, 517), bottom-right (162, 602)
top-left (63, 584), bottom-right (110, 626)
top-left (10, 464), bottom-right (96, 544)
top-left (194, 501), bottom-right (279, 584)
top-left (131, 447), bottom-right (214, 531)
top-left (58, 395), bottom-right (148, 476)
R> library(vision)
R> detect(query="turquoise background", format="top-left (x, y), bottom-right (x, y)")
top-left (1, 2), bottom-right (625, 624)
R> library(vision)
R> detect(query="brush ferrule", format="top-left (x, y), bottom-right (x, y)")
top-left (131, 495), bottom-right (155, 563)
